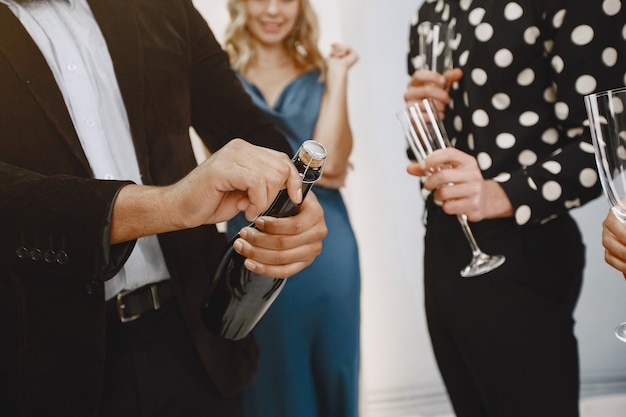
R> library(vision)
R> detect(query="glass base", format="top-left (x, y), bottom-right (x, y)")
top-left (460, 252), bottom-right (506, 278)
top-left (615, 322), bottom-right (626, 343)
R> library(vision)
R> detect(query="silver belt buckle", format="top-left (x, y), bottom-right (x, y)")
top-left (116, 288), bottom-right (141, 323)
top-left (115, 284), bottom-right (162, 323)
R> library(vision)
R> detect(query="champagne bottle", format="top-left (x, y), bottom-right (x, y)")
top-left (201, 140), bottom-right (326, 340)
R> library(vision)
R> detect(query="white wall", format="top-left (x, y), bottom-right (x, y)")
top-left (193, 1), bottom-right (626, 415)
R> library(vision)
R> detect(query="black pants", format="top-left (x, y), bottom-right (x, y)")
top-left (98, 300), bottom-right (243, 417)
top-left (424, 206), bottom-right (583, 417)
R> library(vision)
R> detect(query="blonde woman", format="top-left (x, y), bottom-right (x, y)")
top-left (224, 1), bottom-right (360, 416)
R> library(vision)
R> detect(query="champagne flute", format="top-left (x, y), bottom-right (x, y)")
top-left (584, 86), bottom-right (626, 342)
top-left (397, 99), bottom-right (506, 277)
top-left (416, 21), bottom-right (455, 74)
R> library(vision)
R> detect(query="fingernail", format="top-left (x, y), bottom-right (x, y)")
top-left (255, 218), bottom-right (266, 229)
top-left (239, 228), bottom-right (248, 239)
top-left (233, 239), bottom-right (243, 253)
top-left (244, 259), bottom-right (257, 271)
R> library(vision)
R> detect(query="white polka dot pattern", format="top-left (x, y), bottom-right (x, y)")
top-left (472, 109), bottom-right (489, 127)
top-left (504, 3), bottom-right (523, 21)
top-left (541, 128), bottom-right (558, 145)
top-left (542, 161), bottom-right (562, 175)
top-left (542, 181), bottom-right (562, 201)
top-left (477, 152), bottom-right (492, 170)
top-left (471, 68), bottom-right (488, 85)
top-left (515, 205), bottom-right (531, 224)
top-left (475, 23), bottom-right (493, 41)
top-left (543, 87), bottom-right (556, 103)
top-left (408, 0), bottom-right (626, 226)
top-left (518, 149), bottom-right (537, 166)
top-left (493, 172), bottom-right (511, 182)
top-left (517, 68), bottom-right (535, 86)
top-left (603, 48), bottom-right (618, 67)
top-left (496, 132), bottom-right (515, 149)
top-left (603, 0), bottom-right (621, 16)
top-left (580, 168), bottom-right (598, 188)
top-left (551, 56), bottom-right (564, 73)
top-left (579, 141), bottom-right (595, 154)
top-left (523, 26), bottom-right (540, 45)
top-left (552, 9), bottom-right (566, 28)
top-left (575, 75), bottom-right (597, 95)
top-left (494, 49), bottom-right (513, 67)
top-left (519, 111), bottom-right (539, 126)
top-left (554, 102), bottom-right (569, 120)
top-left (491, 93), bottom-right (510, 110)
top-left (571, 25), bottom-right (594, 46)
top-left (468, 8), bottom-right (485, 25)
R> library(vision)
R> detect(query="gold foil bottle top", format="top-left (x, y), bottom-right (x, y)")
top-left (299, 140), bottom-right (327, 168)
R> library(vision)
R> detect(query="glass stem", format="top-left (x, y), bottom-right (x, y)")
top-left (456, 214), bottom-right (482, 256)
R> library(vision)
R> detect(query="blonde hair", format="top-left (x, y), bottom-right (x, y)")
top-left (224, 0), bottom-right (327, 80)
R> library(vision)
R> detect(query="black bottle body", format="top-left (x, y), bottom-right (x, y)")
top-left (201, 141), bottom-right (326, 340)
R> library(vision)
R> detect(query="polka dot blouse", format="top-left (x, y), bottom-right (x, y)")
top-left (408, 0), bottom-right (626, 226)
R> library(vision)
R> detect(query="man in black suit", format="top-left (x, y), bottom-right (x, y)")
top-left (0, 0), bottom-right (327, 415)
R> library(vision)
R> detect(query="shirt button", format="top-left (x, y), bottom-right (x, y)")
top-left (104, 173), bottom-right (115, 180)
top-left (85, 280), bottom-right (101, 296)
top-left (44, 249), bottom-right (57, 263)
top-left (86, 119), bottom-right (95, 128)
top-left (30, 248), bottom-right (43, 261)
top-left (56, 251), bottom-right (69, 265)
top-left (67, 63), bottom-right (77, 72)
top-left (16, 246), bottom-right (29, 259)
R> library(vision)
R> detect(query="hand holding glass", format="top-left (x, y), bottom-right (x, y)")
top-left (584, 86), bottom-right (626, 343)
top-left (397, 99), bottom-right (505, 277)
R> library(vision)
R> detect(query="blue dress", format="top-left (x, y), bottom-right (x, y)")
top-left (229, 69), bottom-right (361, 417)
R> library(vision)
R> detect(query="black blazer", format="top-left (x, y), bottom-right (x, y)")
top-left (0, 0), bottom-right (292, 415)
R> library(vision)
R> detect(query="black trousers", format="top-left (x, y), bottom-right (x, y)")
top-left (424, 206), bottom-right (583, 417)
top-left (98, 300), bottom-right (243, 417)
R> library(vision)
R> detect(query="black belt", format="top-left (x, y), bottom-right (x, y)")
top-left (106, 280), bottom-right (174, 323)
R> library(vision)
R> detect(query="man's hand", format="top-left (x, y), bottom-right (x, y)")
top-left (170, 139), bottom-right (305, 226)
top-left (111, 139), bottom-right (304, 243)
top-left (232, 192), bottom-right (327, 278)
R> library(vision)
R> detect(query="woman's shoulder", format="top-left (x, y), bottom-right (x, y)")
top-left (295, 67), bottom-right (323, 85)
